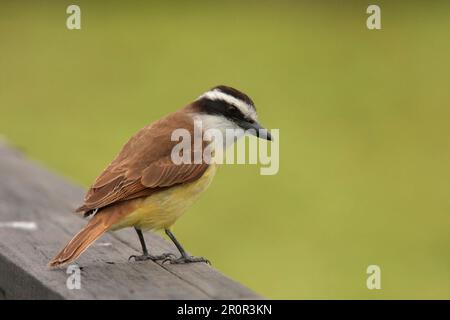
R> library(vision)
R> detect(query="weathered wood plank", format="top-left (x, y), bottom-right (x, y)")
top-left (0, 141), bottom-right (261, 299)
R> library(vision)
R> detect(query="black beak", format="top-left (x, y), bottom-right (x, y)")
top-left (239, 120), bottom-right (272, 141)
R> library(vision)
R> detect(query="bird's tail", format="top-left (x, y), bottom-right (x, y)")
top-left (49, 210), bottom-right (114, 268)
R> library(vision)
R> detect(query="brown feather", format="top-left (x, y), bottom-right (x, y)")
top-left (49, 201), bottom-right (137, 267)
top-left (76, 108), bottom-right (208, 215)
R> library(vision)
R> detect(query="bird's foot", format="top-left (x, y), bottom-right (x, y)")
top-left (162, 255), bottom-right (211, 265)
top-left (128, 252), bottom-right (175, 262)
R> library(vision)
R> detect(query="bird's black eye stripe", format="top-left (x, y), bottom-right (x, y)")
top-left (197, 98), bottom-right (246, 122)
top-left (226, 104), bottom-right (244, 120)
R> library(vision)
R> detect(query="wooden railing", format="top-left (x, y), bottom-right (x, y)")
top-left (0, 141), bottom-right (260, 299)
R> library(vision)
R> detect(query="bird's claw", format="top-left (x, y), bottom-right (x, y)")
top-left (162, 255), bottom-right (211, 265)
top-left (128, 252), bottom-right (175, 262)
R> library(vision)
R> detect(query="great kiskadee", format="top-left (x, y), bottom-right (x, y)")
top-left (49, 85), bottom-right (271, 267)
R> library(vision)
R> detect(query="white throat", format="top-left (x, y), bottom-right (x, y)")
top-left (192, 114), bottom-right (245, 151)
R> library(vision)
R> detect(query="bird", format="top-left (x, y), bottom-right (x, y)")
top-left (49, 85), bottom-right (272, 267)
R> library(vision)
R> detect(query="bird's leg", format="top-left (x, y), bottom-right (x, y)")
top-left (128, 227), bottom-right (175, 262)
top-left (162, 228), bottom-right (210, 264)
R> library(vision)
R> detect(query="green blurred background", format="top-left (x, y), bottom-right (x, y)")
top-left (1, 0), bottom-right (449, 299)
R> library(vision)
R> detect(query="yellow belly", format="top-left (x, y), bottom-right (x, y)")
top-left (109, 164), bottom-right (217, 231)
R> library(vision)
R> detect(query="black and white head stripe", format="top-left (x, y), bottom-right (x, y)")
top-left (197, 85), bottom-right (257, 121)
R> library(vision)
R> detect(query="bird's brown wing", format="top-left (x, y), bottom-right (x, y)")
top-left (76, 110), bottom-right (208, 214)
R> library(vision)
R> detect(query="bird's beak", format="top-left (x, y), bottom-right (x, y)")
top-left (239, 120), bottom-right (272, 141)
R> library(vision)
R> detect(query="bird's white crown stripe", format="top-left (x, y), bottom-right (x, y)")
top-left (198, 89), bottom-right (256, 119)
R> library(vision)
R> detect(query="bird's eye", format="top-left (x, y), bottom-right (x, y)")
top-left (227, 105), bottom-right (239, 115)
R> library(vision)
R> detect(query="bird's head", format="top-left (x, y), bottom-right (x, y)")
top-left (191, 85), bottom-right (272, 141)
